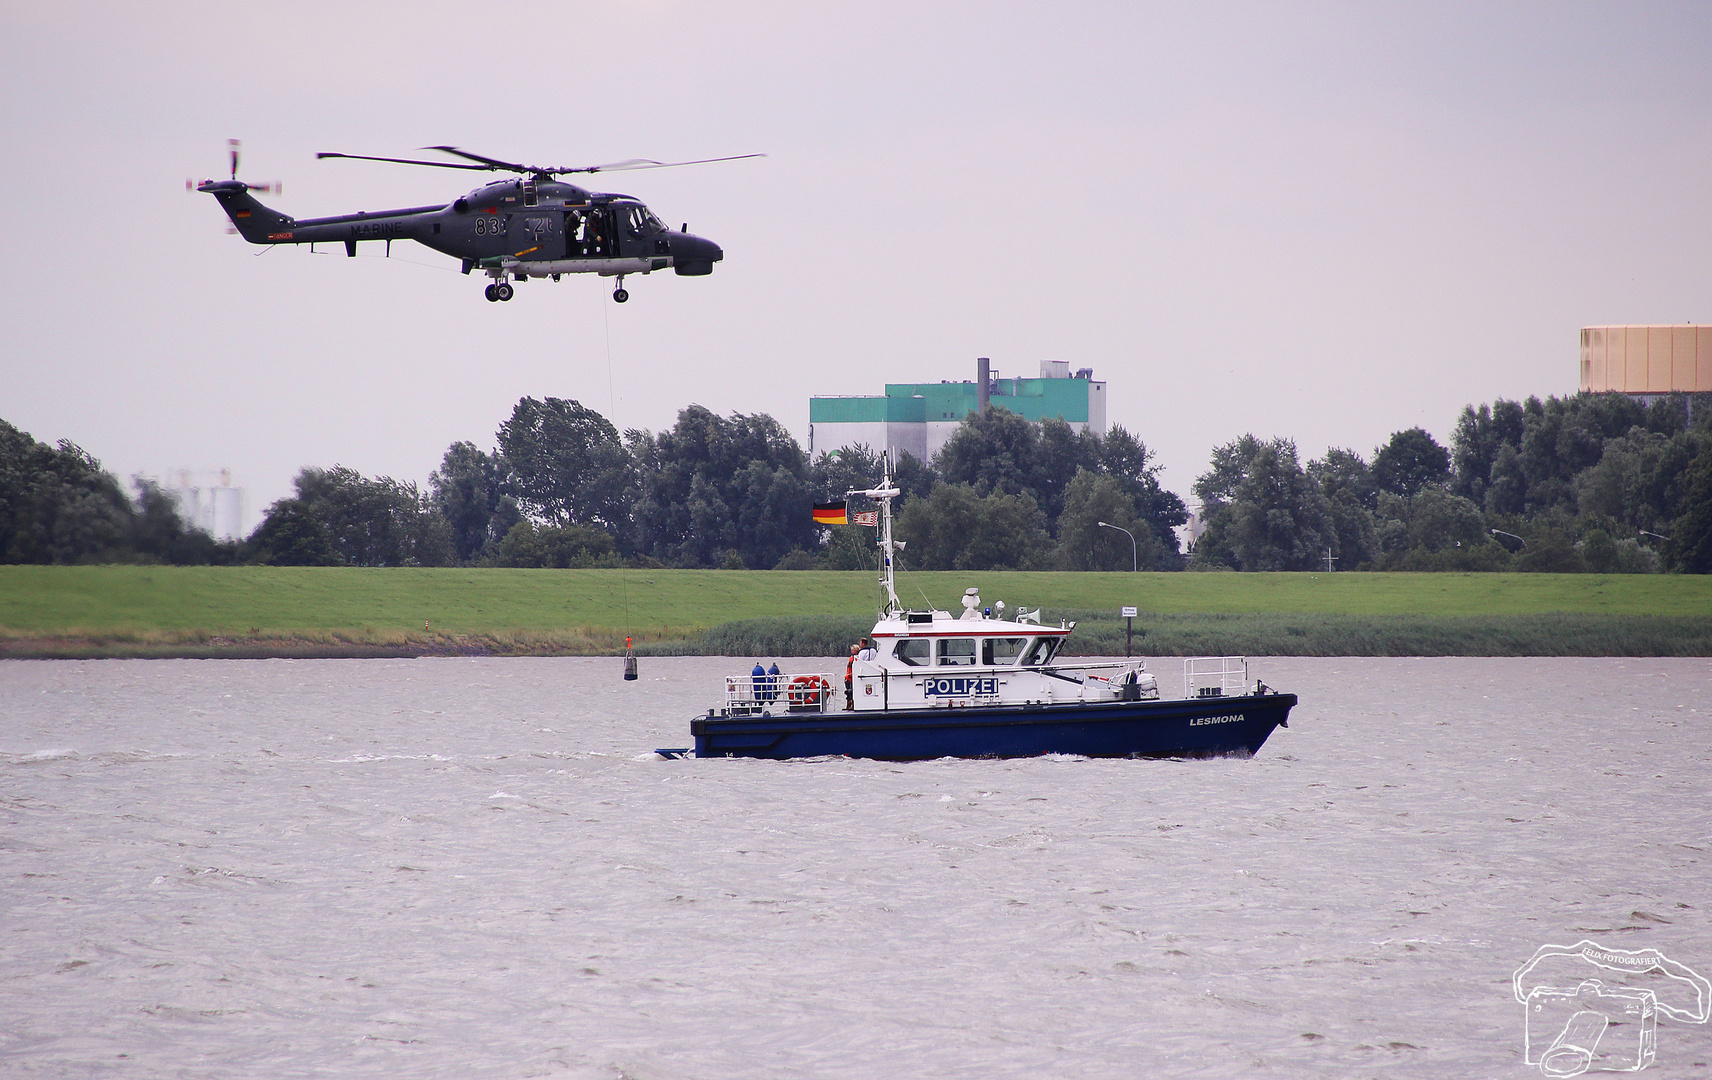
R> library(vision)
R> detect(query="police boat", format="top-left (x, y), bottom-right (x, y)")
top-left (665, 467), bottom-right (1296, 762)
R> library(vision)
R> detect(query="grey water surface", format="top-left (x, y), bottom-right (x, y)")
top-left (2, 656), bottom-right (1708, 1079)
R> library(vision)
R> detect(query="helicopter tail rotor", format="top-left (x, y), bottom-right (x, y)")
top-left (193, 141), bottom-right (294, 242)
top-left (188, 139), bottom-right (282, 197)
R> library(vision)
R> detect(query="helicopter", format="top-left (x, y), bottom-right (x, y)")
top-left (196, 143), bottom-right (759, 302)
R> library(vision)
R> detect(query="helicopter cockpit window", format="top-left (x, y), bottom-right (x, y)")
top-left (622, 206), bottom-right (663, 238)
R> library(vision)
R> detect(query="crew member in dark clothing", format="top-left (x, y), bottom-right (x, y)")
top-left (844, 643), bottom-right (858, 710)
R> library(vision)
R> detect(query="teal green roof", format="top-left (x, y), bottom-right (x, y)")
top-left (808, 396), bottom-right (890, 424)
top-left (810, 378), bottom-right (1091, 425)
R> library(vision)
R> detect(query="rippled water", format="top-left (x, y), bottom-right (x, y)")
top-left (2, 656), bottom-right (1708, 1078)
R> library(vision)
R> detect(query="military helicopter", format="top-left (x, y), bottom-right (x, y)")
top-left (196, 142), bottom-right (759, 302)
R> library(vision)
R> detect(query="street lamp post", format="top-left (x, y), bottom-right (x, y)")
top-left (1097, 521), bottom-right (1138, 572)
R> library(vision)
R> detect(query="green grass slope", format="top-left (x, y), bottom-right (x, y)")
top-left (2, 566), bottom-right (1707, 657)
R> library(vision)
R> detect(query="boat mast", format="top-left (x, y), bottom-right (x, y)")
top-left (849, 453), bottom-right (903, 616)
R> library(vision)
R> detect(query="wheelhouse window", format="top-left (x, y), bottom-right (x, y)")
top-left (936, 638), bottom-right (977, 666)
top-left (982, 637), bottom-right (1029, 666)
top-left (894, 638), bottom-right (931, 667)
top-left (1021, 637), bottom-right (1061, 666)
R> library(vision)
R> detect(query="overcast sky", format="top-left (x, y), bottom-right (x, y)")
top-left (4, 2), bottom-right (1709, 534)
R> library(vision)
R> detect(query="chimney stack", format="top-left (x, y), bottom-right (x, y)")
top-left (976, 357), bottom-right (990, 412)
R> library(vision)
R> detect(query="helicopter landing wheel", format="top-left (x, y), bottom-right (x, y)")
top-left (484, 284), bottom-right (499, 302)
top-left (612, 288), bottom-right (629, 303)
top-left (495, 282), bottom-right (514, 302)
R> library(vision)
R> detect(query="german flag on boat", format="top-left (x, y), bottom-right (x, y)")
top-left (812, 501), bottom-right (848, 525)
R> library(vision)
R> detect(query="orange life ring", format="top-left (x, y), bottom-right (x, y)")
top-left (787, 674), bottom-right (829, 707)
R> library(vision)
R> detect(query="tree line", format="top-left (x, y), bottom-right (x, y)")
top-left (0, 399), bottom-right (1183, 572)
top-left (277, 397), bottom-right (1189, 573)
top-left (4, 388), bottom-right (1709, 571)
top-left (1191, 392), bottom-right (1712, 573)
top-left (0, 421), bottom-right (241, 565)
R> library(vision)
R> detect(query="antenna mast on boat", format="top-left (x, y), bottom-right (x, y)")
top-left (848, 452), bottom-right (903, 616)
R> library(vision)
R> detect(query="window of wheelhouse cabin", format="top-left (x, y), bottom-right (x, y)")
top-left (1021, 637), bottom-right (1061, 666)
top-left (936, 638), bottom-right (977, 666)
top-left (982, 637), bottom-right (1029, 665)
top-left (893, 638), bottom-right (931, 666)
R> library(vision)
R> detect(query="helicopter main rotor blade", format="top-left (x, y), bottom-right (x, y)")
top-left (422, 146), bottom-right (533, 172)
top-left (322, 146), bottom-right (767, 177)
top-left (428, 146), bottom-right (765, 175)
top-left (317, 151), bottom-right (492, 171)
top-left (571, 153), bottom-right (767, 173)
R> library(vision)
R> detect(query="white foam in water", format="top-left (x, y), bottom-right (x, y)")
top-left (0, 655), bottom-right (1708, 1077)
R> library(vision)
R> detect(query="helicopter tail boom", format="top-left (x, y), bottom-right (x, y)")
top-left (197, 179), bottom-right (296, 245)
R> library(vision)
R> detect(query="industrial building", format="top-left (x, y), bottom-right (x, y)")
top-left (164, 469), bottom-right (245, 541)
top-left (809, 358), bottom-right (1107, 463)
top-left (1580, 325), bottom-right (1712, 399)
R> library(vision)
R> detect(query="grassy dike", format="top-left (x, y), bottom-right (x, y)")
top-left (2, 565), bottom-right (1709, 658)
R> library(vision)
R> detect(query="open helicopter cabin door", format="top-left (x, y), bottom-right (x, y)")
top-left (565, 206), bottom-right (614, 258)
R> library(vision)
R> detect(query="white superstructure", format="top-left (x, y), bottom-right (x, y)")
top-left (850, 600), bottom-right (1156, 710)
top-left (857, 462), bottom-right (1155, 706)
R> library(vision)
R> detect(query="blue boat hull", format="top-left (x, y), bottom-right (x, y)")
top-left (689, 693), bottom-right (1296, 761)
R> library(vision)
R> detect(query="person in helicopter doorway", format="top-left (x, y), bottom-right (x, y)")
top-left (766, 661), bottom-right (782, 701)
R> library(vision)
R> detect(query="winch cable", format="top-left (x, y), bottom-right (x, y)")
top-left (602, 295), bottom-right (634, 661)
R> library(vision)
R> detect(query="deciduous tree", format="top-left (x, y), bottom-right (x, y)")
top-left (1192, 437), bottom-right (1334, 571)
top-left (496, 398), bottom-right (632, 532)
top-left (1372, 427), bottom-right (1451, 499)
top-left (255, 467), bottom-right (451, 567)
top-left (895, 483), bottom-right (1050, 570)
top-left (0, 421), bottom-right (133, 563)
top-left (630, 406), bottom-right (814, 568)
top-left (1451, 399), bottom-right (1525, 504)
top-left (430, 441), bottom-right (520, 564)
top-left (1055, 470), bottom-right (1161, 571)
top-left (488, 521), bottom-right (617, 568)
top-left (1664, 443), bottom-right (1712, 573)
top-left (933, 406), bottom-right (1038, 498)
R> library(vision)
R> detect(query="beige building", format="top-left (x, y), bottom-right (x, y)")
top-left (1580, 325), bottom-right (1712, 394)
